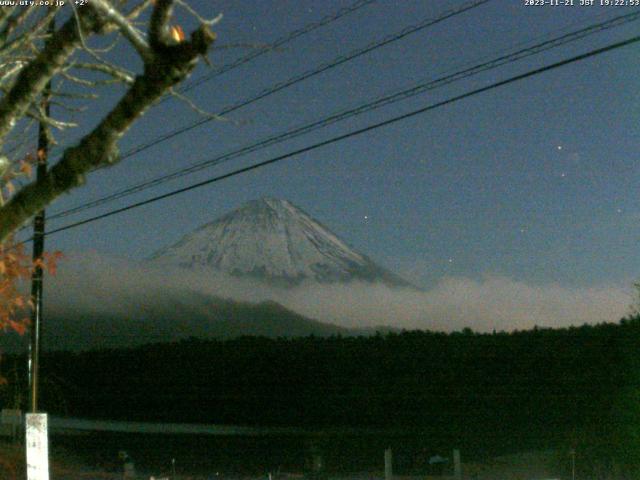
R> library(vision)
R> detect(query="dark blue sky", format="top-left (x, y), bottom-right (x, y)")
top-left (38, 0), bottom-right (640, 291)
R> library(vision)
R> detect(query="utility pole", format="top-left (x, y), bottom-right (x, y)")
top-left (28, 74), bottom-right (50, 413)
top-left (25, 16), bottom-right (55, 480)
top-left (28, 17), bottom-right (54, 415)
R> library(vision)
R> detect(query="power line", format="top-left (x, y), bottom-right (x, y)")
top-left (41, 34), bottom-right (640, 239)
top-left (48, 10), bottom-right (640, 221)
top-left (118, 0), bottom-right (492, 160)
top-left (178, 0), bottom-right (378, 94)
top-left (14, 0), bottom-right (493, 240)
top-left (45, 0), bottom-right (378, 161)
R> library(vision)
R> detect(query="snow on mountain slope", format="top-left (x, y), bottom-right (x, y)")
top-left (150, 197), bottom-right (410, 287)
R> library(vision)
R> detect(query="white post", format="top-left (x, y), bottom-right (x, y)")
top-left (570, 449), bottom-right (575, 480)
top-left (453, 449), bottom-right (461, 480)
top-left (25, 413), bottom-right (49, 480)
top-left (384, 448), bottom-right (393, 480)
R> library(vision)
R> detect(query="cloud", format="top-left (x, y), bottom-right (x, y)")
top-left (43, 251), bottom-right (633, 336)
top-left (272, 276), bottom-right (631, 331)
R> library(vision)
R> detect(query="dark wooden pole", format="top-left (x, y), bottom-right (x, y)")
top-left (28, 17), bottom-right (55, 413)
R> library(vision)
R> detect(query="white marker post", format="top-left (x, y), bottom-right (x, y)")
top-left (453, 449), bottom-right (461, 480)
top-left (384, 448), bottom-right (393, 480)
top-left (26, 413), bottom-right (49, 480)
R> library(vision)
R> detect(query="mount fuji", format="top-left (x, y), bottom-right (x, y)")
top-left (150, 197), bottom-right (410, 288)
top-left (0, 198), bottom-right (413, 351)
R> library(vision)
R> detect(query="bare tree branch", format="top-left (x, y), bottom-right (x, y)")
top-left (90, 0), bottom-right (152, 62)
top-left (0, 7), bottom-right (17, 31)
top-left (126, 0), bottom-right (153, 20)
top-left (27, 107), bottom-right (78, 130)
top-left (149, 0), bottom-right (175, 48)
top-left (0, 8), bottom-right (58, 57)
top-left (175, 0), bottom-right (222, 27)
top-left (69, 61), bottom-right (135, 85)
top-left (168, 88), bottom-right (234, 124)
top-left (0, 7), bottom-right (36, 43)
top-left (0, 6), bottom-right (107, 150)
top-left (49, 100), bottom-right (88, 113)
top-left (50, 89), bottom-right (99, 100)
top-left (0, 3), bottom-right (216, 241)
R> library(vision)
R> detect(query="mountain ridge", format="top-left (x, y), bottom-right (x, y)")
top-left (0, 292), bottom-right (353, 352)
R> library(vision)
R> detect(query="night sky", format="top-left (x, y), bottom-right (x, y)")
top-left (24, 0), bottom-right (640, 328)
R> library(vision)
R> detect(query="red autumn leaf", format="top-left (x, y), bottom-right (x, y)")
top-left (0, 234), bottom-right (62, 336)
top-left (8, 319), bottom-right (26, 336)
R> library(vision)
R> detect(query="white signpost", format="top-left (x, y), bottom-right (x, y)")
top-left (453, 449), bottom-right (461, 479)
top-left (384, 448), bottom-right (393, 480)
top-left (26, 413), bottom-right (50, 480)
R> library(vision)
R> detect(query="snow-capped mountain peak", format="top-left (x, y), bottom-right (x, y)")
top-left (150, 197), bottom-right (409, 287)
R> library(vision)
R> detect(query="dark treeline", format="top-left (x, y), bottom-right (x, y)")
top-left (2, 317), bottom-right (640, 475)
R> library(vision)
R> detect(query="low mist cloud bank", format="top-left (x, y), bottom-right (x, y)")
top-left (47, 252), bottom-right (632, 333)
